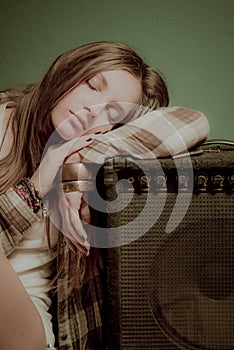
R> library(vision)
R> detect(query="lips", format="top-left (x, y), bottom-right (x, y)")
top-left (69, 109), bottom-right (86, 130)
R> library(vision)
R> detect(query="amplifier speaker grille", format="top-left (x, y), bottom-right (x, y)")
top-left (99, 149), bottom-right (234, 350)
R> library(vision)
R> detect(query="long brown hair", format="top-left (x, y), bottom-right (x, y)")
top-left (0, 41), bottom-right (169, 192)
top-left (0, 41), bottom-right (169, 290)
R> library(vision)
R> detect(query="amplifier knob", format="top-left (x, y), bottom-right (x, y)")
top-left (155, 175), bottom-right (167, 192)
top-left (195, 172), bottom-right (208, 192)
top-left (211, 172), bottom-right (225, 192)
top-left (228, 174), bottom-right (234, 192)
top-left (177, 173), bottom-right (190, 191)
top-left (138, 174), bottom-right (150, 191)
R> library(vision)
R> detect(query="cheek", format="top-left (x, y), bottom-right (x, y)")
top-left (52, 90), bottom-right (83, 122)
top-left (51, 109), bottom-right (65, 131)
top-left (51, 101), bottom-right (75, 129)
top-left (50, 110), bottom-right (79, 140)
top-left (51, 110), bottom-right (58, 129)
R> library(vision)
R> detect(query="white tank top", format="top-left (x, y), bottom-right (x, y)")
top-left (0, 103), bottom-right (58, 346)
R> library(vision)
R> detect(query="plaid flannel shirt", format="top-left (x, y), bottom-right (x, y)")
top-left (0, 106), bottom-right (210, 349)
top-left (0, 189), bottom-right (104, 350)
top-left (79, 107), bottom-right (210, 163)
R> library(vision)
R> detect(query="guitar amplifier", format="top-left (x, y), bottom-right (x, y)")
top-left (94, 142), bottom-right (234, 350)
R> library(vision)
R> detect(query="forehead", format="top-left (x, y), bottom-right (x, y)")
top-left (101, 70), bottom-right (142, 104)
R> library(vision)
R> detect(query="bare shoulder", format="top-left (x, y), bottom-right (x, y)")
top-left (0, 107), bottom-right (14, 160)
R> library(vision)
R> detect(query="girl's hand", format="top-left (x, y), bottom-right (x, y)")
top-left (58, 190), bottom-right (91, 256)
top-left (57, 153), bottom-right (92, 255)
top-left (31, 135), bottom-right (94, 198)
top-left (30, 135), bottom-right (95, 255)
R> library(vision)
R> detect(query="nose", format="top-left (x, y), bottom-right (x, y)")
top-left (82, 105), bottom-right (96, 119)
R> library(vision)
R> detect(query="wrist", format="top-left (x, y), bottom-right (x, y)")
top-left (12, 177), bottom-right (42, 213)
top-left (30, 173), bottom-right (42, 197)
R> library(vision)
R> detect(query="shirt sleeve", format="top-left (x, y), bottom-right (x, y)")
top-left (79, 107), bottom-right (210, 163)
top-left (0, 188), bottom-right (41, 256)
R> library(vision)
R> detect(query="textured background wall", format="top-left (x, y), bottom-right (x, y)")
top-left (0, 0), bottom-right (233, 139)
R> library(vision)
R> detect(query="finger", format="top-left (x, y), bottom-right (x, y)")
top-left (79, 199), bottom-right (91, 224)
top-left (64, 209), bottom-right (90, 254)
top-left (58, 193), bottom-right (89, 247)
top-left (65, 237), bottom-right (77, 254)
top-left (65, 192), bottom-right (84, 216)
top-left (64, 152), bottom-right (81, 164)
top-left (59, 194), bottom-right (86, 241)
top-left (70, 238), bottom-right (90, 256)
top-left (66, 196), bottom-right (89, 242)
top-left (62, 134), bottom-right (96, 158)
top-left (39, 135), bottom-right (96, 195)
top-left (66, 237), bottom-right (90, 256)
top-left (36, 135), bottom-right (96, 196)
top-left (60, 204), bottom-right (90, 254)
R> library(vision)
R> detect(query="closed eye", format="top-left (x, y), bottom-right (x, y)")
top-left (86, 79), bottom-right (98, 92)
top-left (105, 103), bottom-right (125, 122)
top-left (86, 73), bottom-right (108, 93)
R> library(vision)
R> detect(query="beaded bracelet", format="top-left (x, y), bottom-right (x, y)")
top-left (13, 177), bottom-right (42, 213)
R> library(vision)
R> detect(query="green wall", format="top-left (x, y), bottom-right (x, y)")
top-left (0, 0), bottom-right (233, 139)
